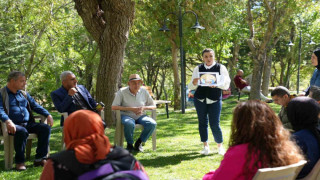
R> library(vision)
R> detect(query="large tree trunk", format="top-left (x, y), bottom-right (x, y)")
top-left (229, 40), bottom-right (240, 94)
top-left (261, 52), bottom-right (272, 95)
top-left (250, 53), bottom-right (265, 99)
top-left (74, 0), bottom-right (135, 126)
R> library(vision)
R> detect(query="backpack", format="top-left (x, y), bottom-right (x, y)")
top-left (50, 146), bottom-right (149, 180)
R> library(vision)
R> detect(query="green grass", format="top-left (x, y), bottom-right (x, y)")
top-left (0, 95), bottom-right (281, 180)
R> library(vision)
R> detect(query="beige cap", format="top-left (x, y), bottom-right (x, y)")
top-left (129, 74), bottom-right (142, 82)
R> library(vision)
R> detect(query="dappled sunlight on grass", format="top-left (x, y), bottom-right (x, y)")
top-left (0, 96), bottom-right (283, 179)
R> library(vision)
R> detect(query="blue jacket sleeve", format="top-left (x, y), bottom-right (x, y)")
top-left (50, 89), bottom-right (74, 113)
top-left (0, 92), bottom-right (10, 122)
top-left (27, 93), bottom-right (50, 117)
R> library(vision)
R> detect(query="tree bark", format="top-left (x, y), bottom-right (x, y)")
top-left (73, 0), bottom-right (135, 126)
top-left (262, 53), bottom-right (272, 95)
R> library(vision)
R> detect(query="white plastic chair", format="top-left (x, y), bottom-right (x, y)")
top-left (113, 109), bottom-right (156, 150)
top-left (253, 160), bottom-right (307, 180)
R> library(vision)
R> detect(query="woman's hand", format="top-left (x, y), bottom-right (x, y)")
top-left (193, 78), bottom-right (200, 85)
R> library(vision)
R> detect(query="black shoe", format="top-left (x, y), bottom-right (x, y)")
top-left (265, 99), bottom-right (273, 103)
top-left (126, 144), bottom-right (134, 153)
top-left (134, 138), bottom-right (144, 152)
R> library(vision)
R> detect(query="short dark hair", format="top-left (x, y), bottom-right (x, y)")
top-left (310, 86), bottom-right (320, 101)
top-left (271, 86), bottom-right (290, 97)
top-left (201, 48), bottom-right (215, 56)
top-left (7, 71), bottom-right (25, 82)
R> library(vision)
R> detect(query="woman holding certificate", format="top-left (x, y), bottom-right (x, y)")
top-left (188, 48), bottom-right (231, 155)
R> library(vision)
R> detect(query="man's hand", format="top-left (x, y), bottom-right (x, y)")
top-left (131, 107), bottom-right (144, 116)
top-left (47, 115), bottom-right (54, 127)
top-left (68, 88), bottom-right (78, 96)
top-left (5, 120), bottom-right (16, 134)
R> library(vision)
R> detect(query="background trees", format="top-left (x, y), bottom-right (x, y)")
top-left (0, 0), bottom-right (319, 125)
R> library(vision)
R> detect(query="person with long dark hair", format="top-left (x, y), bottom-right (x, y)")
top-left (203, 100), bottom-right (304, 179)
top-left (287, 97), bottom-right (320, 178)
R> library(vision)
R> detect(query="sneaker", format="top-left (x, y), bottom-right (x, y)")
top-left (134, 138), bottom-right (144, 152)
top-left (218, 146), bottom-right (226, 155)
top-left (126, 144), bottom-right (134, 153)
top-left (200, 146), bottom-right (210, 155)
top-left (34, 159), bottom-right (47, 167)
top-left (15, 163), bottom-right (26, 171)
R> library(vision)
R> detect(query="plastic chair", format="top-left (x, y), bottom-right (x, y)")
top-left (299, 159), bottom-right (320, 180)
top-left (253, 160), bottom-right (307, 180)
top-left (0, 115), bottom-right (48, 170)
top-left (113, 109), bottom-right (156, 150)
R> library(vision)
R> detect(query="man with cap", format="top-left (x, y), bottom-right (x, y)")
top-left (308, 49), bottom-right (320, 95)
top-left (112, 74), bottom-right (157, 152)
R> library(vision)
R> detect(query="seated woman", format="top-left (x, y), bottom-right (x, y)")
top-left (287, 97), bottom-right (320, 179)
top-left (203, 100), bottom-right (304, 180)
top-left (40, 110), bottom-right (148, 180)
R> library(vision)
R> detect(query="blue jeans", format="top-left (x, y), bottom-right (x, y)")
top-left (12, 122), bottom-right (51, 164)
top-left (194, 98), bottom-right (223, 144)
top-left (121, 115), bottom-right (157, 145)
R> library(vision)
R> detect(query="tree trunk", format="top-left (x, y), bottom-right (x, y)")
top-left (250, 53), bottom-right (265, 100)
top-left (229, 40), bottom-right (240, 94)
top-left (171, 43), bottom-right (181, 110)
top-left (261, 52), bottom-right (272, 95)
top-left (73, 0), bottom-right (135, 126)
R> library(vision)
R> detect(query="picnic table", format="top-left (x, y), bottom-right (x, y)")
top-left (154, 100), bottom-right (171, 118)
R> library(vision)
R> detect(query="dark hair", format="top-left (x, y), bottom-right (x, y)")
top-left (310, 86), bottom-right (320, 101)
top-left (287, 97), bottom-right (320, 146)
top-left (201, 48), bottom-right (215, 57)
top-left (7, 71), bottom-right (25, 82)
top-left (271, 86), bottom-right (290, 97)
top-left (230, 100), bottom-right (303, 177)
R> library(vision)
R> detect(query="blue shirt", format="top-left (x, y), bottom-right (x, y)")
top-left (293, 129), bottom-right (320, 178)
top-left (310, 69), bottom-right (320, 87)
top-left (0, 87), bottom-right (50, 124)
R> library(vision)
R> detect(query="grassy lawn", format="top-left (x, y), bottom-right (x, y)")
top-left (0, 95), bottom-right (280, 180)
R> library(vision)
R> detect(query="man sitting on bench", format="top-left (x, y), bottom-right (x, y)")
top-left (234, 69), bottom-right (272, 103)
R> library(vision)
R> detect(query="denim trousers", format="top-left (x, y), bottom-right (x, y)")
top-left (13, 122), bottom-right (51, 164)
top-left (121, 115), bottom-right (157, 145)
top-left (194, 98), bottom-right (223, 144)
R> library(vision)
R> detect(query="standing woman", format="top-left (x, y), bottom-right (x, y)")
top-left (307, 49), bottom-right (320, 95)
top-left (188, 48), bottom-right (230, 155)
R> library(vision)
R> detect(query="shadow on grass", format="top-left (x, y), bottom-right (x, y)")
top-left (139, 152), bottom-right (204, 167)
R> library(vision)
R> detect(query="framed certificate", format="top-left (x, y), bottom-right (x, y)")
top-left (198, 72), bottom-right (224, 86)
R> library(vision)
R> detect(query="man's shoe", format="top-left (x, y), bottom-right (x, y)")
top-left (34, 159), bottom-right (47, 167)
top-left (265, 99), bottom-right (273, 103)
top-left (15, 163), bottom-right (26, 171)
top-left (126, 144), bottom-right (134, 153)
top-left (134, 138), bottom-right (144, 152)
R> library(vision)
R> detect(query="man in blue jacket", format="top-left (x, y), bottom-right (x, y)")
top-left (0, 71), bottom-right (53, 170)
top-left (51, 71), bottom-right (103, 126)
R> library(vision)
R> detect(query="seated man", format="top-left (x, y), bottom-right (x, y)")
top-left (234, 69), bottom-right (272, 102)
top-left (0, 71), bottom-right (53, 170)
top-left (271, 86), bottom-right (296, 130)
top-left (309, 85), bottom-right (320, 103)
top-left (51, 71), bottom-right (104, 126)
top-left (112, 74), bottom-right (157, 152)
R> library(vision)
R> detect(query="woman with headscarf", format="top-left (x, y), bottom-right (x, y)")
top-left (203, 100), bottom-right (304, 180)
top-left (40, 110), bottom-right (148, 180)
top-left (307, 49), bottom-right (320, 95)
top-left (287, 97), bottom-right (320, 178)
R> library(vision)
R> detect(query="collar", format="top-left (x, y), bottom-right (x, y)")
top-left (128, 87), bottom-right (141, 96)
top-left (6, 86), bottom-right (20, 95)
top-left (204, 62), bottom-right (216, 69)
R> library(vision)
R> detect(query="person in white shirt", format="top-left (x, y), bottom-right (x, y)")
top-left (188, 48), bottom-right (231, 156)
